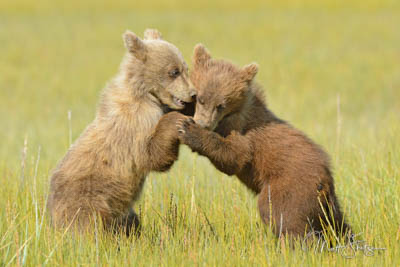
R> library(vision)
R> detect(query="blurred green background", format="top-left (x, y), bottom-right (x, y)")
top-left (0, 0), bottom-right (399, 266)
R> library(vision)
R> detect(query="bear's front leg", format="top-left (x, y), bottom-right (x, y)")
top-left (176, 117), bottom-right (205, 152)
top-left (177, 118), bottom-right (252, 176)
top-left (145, 111), bottom-right (187, 172)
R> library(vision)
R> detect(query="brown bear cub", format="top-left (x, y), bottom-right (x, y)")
top-left (47, 29), bottom-right (196, 236)
top-left (177, 44), bottom-right (351, 241)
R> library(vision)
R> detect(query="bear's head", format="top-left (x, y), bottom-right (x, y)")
top-left (122, 29), bottom-right (196, 110)
top-left (190, 44), bottom-right (258, 130)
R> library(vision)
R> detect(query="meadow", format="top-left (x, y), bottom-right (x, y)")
top-left (0, 0), bottom-right (399, 266)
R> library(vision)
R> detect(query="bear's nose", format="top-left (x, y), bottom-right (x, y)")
top-left (191, 93), bottom-right (197, 101)
top-left (196, 119), bottom-right (209, 129)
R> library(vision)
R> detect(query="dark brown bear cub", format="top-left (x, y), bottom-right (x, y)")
top-left (177, 44), bottom-right (352, 241)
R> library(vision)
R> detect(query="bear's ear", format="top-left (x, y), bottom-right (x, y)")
top-left (241, 63), bottom-right (258, 82)
top-left (123, 30), bottom-right (147, 61)
top-left (143, 29), bottom-right (163, 40)
top-left (193, 43), bottom-right (211, 68)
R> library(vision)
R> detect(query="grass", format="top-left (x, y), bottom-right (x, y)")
top-left (1, 0), bottom-right (399, 266)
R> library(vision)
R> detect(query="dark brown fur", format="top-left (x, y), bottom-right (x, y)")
top-left (178, 44), bottom-right (351, 240)
top-left (47, 29), bottom-right (196, 236)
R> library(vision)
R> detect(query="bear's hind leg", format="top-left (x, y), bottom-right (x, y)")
top-left (124, 208), bottom-right (141, 237)
top-left (111, 207), bottom-right (141, 237)
top-left (257, 182), bottom-right (312, 240)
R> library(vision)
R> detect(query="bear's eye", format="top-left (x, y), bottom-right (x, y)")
top-left (169, 68), bottom-right (181, 78)
top-left (217, 104), bottom-right (225, 111)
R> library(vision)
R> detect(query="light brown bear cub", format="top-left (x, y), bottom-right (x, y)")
top-left (178, 44), bottom-right (351, 240)
top-left (47, 29), bottom-right (196, 236)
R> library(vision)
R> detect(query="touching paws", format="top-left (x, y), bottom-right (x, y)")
top-left (176, 117), bottom-right (195, 135)
top-left (176, 117), bottom-right (203, 150)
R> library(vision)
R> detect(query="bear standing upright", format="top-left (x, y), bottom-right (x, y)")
top-left (178, 44), bottom-right (351, 240)
top-left (47, 29), bottom-right (196, 235)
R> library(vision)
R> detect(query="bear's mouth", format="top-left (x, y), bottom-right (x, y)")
top-left (173, 96), bottom-right (186, 108)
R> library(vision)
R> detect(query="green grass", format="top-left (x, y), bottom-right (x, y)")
top-left (1, 0), bottom-right (399, 266)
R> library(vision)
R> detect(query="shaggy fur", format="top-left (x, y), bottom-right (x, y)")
top-left (178, 44), bottom-right (351, 240)
top-left (47, 29), bottom-right (196, 236)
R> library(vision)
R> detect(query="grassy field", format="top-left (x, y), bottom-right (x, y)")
top-left (1, 0), bottom-right (399, 266)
